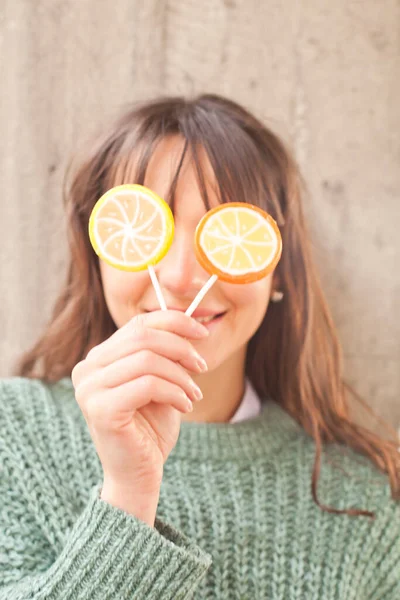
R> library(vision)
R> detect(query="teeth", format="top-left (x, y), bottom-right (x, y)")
top-left (194, 315), bottom-right (216, 324)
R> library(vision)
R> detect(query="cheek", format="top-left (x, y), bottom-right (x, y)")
top-left (99, 262), bottom-right (150, 326)
top-left (220, 277), bottom-right (273, 341)
top-left (222, 277), bottom-right (272, 316)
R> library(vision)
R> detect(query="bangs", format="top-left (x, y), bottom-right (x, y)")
top-left (100, 98), bottom-right (285, 225)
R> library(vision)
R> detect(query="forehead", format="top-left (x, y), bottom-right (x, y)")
top-left (142, 136), bottom-right (221, 223)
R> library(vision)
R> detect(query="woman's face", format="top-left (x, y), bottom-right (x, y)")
top-left (99, 136), bottom-right (276, 372)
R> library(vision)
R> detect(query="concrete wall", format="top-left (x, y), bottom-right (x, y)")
top-left (1, 0), bottom-right (399, 429)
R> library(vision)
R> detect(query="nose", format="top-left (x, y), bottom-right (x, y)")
top-left (156, 229), bottom-right (208, 300)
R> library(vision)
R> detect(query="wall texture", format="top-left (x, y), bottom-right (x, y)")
top-left (0, 0), bottom-right (399, 429)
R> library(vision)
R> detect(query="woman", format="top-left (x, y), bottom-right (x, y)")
top-left (0, 94), bottom-right (398, 599)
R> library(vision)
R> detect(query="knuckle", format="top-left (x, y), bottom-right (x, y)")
top-left (132, 326), bottom-right (149, 345)
top-left (92, 367), bottom-right (107, 390)
top-left (73, 383), bottom-right (82, 404)
top-left (74, 381), bottom-right (88, 410)
top-left (73, 373), bottom-right (98, 411)
top-left (137, 374), bottom-right (156, 396)
top-left (138, 349), bottom-right (155, 369)
top-left (71, 361), bottom-right (84, 387)
top-left (85, 394), bottom-right (107, 424)
top-left (86, 347), bottom-right (96, 360)
top-left (86, 343), bottom-right (104, 364)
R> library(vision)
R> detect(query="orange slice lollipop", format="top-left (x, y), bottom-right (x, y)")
top-left (89, 184), bottom-right (174, 272)
top-left (195, 202), bottom-right (282, 284)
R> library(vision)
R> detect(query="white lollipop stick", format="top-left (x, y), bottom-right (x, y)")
top-left (148, 265), bottom-right (167, 311)
top-left (185, 274), bottom-right (218, 317)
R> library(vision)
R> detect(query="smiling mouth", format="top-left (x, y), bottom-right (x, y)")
top-left (193, 312), bottom-right (226, 324)
top-left (144, 309), bottom-right (227, 325)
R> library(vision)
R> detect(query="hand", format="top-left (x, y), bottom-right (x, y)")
top-left (71, 310), bottom-right (209, 523)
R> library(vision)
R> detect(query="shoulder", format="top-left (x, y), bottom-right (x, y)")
top-left (0, 376), bottom-right (91, 472)
top-left (269, 405), bottom-right (399, 517)
top-left (296, 428), bottom-right (400, 528)
top-left (327, 445), bottom-right (400, 597)
top-left (317, 440), bottom-right (398, 510)
top-left (0, 376), bottom-right (101, 512)
top-left (0, 375), bottom-right (81, 425)
top-left (286, 423), bottom-right (400, 591)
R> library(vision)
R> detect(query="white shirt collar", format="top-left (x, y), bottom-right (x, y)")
top-left (229, 378), bottom-right (262, 424)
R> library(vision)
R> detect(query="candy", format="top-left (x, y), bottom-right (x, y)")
top-left (185, 203), bottom-right (282, 316)
top-left (195, 203), bottom-right (282, 283)
top-left (89, 187), bottom-right (283, 316)
top-left (89, 184), bottom-right (174, 309)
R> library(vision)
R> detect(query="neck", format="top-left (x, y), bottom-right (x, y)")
top-left (181, 345), bottom-right (247, 423)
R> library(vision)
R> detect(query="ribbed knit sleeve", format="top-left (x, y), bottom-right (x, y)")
top-left (0, 378), bottom-right (212, 599)
top-left (0, 483), bottom-right (211, 599)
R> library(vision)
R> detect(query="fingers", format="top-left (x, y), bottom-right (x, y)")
top-left (131, 310), bottom-right (210, 338)
top-left (86, 327), bottom-right (208, 373)
top-left (70, 309), bottom-right (209, 424)
top-left (90, 310), bottom-right (209, 353)
top-left (84, 377), bottom-right (194, 430)
top-left (77, 350), bottom-right (203, 405)
top-left (81, 310), bottom-right (208, 376)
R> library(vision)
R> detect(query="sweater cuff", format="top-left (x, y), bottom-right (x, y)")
top-left (42, 484), bottom-right (212, 599)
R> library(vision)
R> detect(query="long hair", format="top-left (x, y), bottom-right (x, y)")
top-left (16, 94), bottom-right (399, 516)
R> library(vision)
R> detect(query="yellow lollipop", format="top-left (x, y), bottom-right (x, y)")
top-left (89, 184), bottom-right (174, 309)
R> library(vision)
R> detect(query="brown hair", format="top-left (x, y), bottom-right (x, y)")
top-left (16, 94), bottom-right (399, 516)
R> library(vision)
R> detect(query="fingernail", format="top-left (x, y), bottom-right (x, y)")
top-left (195, 357), bottom-right (208, 372)
top-left (193, 322), bottom-right (210, 337)
top-left (186, 399), bottom-right (194, 412)
top-left (191, 383), bottom-right (203, 401)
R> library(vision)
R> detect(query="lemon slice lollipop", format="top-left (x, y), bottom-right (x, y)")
top-left (185, 202), bottom-right (282, 316)
top-left (89, 184), bottom-right (174, 309)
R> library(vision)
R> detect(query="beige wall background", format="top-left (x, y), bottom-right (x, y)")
top-left (0, 1), bottom-right (399, 429)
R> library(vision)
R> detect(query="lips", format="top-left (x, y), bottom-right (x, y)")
top-left (193, 312), bottom-right (225, 324)
top-left (144, 307), bottom-right (226, 323)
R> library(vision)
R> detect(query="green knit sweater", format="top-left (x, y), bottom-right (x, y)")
top-left (0, 377), bottom-right (399, 599)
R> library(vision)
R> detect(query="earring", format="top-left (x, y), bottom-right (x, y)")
top-left (271, 290), bottom-right (284, 303)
